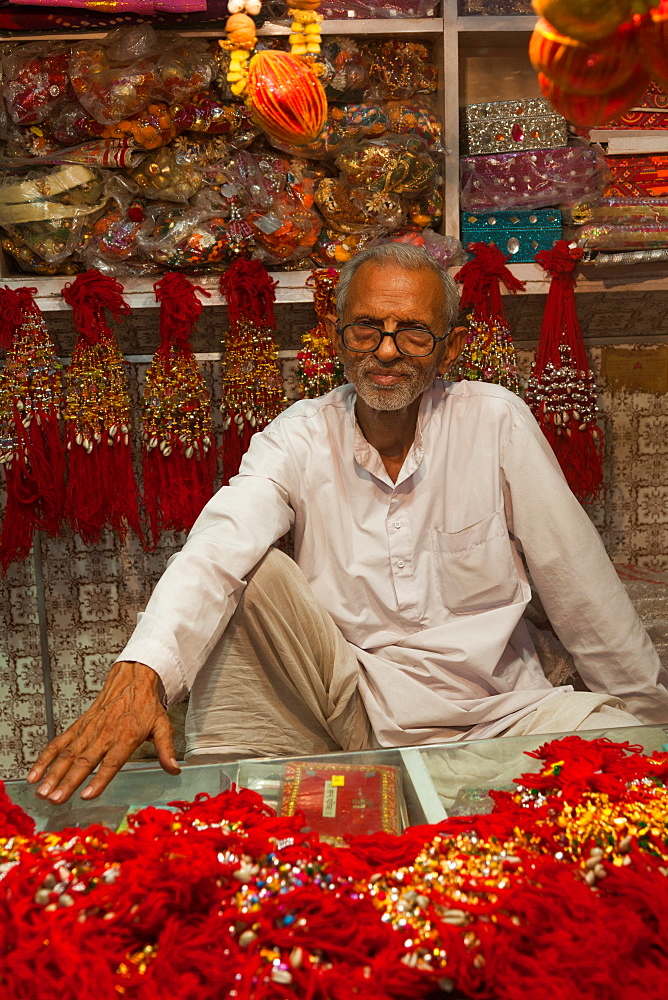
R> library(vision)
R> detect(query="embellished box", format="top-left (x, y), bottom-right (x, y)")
top-left (460, 98), bottom-right (568, 156)
top-left (460, 146), bottom-right (609, 212)
top-left (461, 208), bottom-right (562, 261)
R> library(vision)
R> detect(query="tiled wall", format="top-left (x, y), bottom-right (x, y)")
top-left (1, 293), bottom-right (667, 779)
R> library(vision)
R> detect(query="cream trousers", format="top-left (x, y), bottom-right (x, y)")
top-left (185, 548), bottom-right (639, 763)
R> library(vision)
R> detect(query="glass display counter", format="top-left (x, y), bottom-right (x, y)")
top-left (6, 723), bottom-right (668, 840)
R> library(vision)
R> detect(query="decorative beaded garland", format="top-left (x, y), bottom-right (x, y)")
top-left (296, 267), bottom-right (344, 398)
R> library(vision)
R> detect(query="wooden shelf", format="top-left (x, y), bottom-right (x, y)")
top-left (0, 17), bottom-right (443, 42)
top-left (0, 270), bottom-right (316, 311)
top-left (457, 15), bottom-right (536, 32)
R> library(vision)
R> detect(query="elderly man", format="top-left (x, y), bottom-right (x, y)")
top-left (29, 244), bottom-right (668, 803)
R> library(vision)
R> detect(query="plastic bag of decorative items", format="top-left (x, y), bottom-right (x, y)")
top-left (0, 27), bottom-right (453, 276)
top-left (0, 165), bottom-right (107, 262)
top-left (318, 0), bottom-right (438, 16)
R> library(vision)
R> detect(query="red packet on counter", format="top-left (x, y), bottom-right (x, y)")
top-left (280, 762), bottom-right (404, 844)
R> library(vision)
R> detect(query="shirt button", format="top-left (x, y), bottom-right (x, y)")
top-left (394, 521), bottom-right (401, 529)
top-left (397, 560), bottom-right (405, 569)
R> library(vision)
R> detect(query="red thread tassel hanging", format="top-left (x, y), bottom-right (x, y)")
top-left (142, 273), bottom-right (215, 545)
top-left (61, 269), bottom-right (144, 546)
top-left (0, 287), bottom-right (66, 574)
top-left (525, 240), bottom-right (604, 504)
top-left (452, 242), bottom-right (525, 393)
top-left (219, 260), bottom-right (286, 485)
top-left (296, 267), bottom-right (345, 399)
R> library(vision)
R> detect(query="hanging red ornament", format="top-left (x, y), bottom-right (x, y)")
top-left (525, 240), bottom-right (604, 504)
top-left (245, 50), bottom-right (328, 146)
top-left (61, 269), bottom-right (144, 547)
top-left (532, 0), bottom-right (657, 44)
top-left (219, 260), bottom-right (286, 484)
top-left (638, 0), bottom-right (668, 88)
top-left (451, 242), bottom-right (525, 394)
top-left (296, 267), bottom-right (344, 399)
top-left (537, 66), bottom-right (650, 125)
top-left (0, 286), bottom-right (66, 574)
top-left (142, 272), bottom-right (215, 545)
top-left (529, 17), bottom-right (642, 94)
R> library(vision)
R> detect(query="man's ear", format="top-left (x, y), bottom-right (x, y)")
top-left (438, 326), bottom-right (468, 376)
top-left (324, 313), bottom-right (343, 358)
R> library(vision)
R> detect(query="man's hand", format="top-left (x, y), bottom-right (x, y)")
top-left (26, 661), bottom-right (181, 804)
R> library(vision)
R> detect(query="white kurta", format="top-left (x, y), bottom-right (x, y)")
top-left (118, 380), bottom-right (668, 744)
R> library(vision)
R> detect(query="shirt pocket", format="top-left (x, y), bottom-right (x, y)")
top-left (432, 510), bottom-right (522, 615)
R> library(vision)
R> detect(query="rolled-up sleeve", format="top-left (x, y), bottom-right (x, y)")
top-left (117, 420), bottom-right (298, 704)
top-left (502, 402), bottom-right (668, 724)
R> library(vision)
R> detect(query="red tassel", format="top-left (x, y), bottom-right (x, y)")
top-left (219, 260), bottom-right (285, 485)
top-left (61, 269), bottom-right (145, 546)
top-left (452, 242), bottom-right (524, 392)
top-left (0, 287), bottom-right (66, 574)
top-left (525, 241), bottom-right (604, 504)
top-left (142, 273), bottom-right (215, 545)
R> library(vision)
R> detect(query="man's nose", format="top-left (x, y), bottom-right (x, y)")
top-left (374, 332), bottom-right (401, 361)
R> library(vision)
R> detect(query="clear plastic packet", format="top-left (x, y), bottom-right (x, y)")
top-left (69, 40), bottom-right (158, 126)
top-left (80, 197), bottom-right (151, 274)
top-left (460, 147), bottom-right (610, 212)
top-left (0, 229), bottom-right (84, 275)
top-left (153, 39), bottom-right (215, 105)
top-left (172, 95), bottom-right (260, 147)
top-left (385, 98), bottom-right (443, 154)
top-left (2, 44), bottom-right (70, 126)
top-left (370, 227), bottom-right (468, 268)
top-left (310, 226), bottom-right (381, 265)
top-left (319, 37), bottom-right (370, 101)
top-left (131, 146), bottom-right (204, 202)
top-left (0, 165), bottom-right (107, 262)
top-left (135, 192), bottom-right (230, 268)
top-left (562, 196), bottom-right (668, 227)
top-left (335, 136), bottom-right (437, 196)
top-left (246, 189), bottom-right (322, 264)
top-left (315, 176), bottom-right (406, 234)
top-left (566, 222), bottom-right (668, 251)
top-left (362, 40), bottom-right (437, 101)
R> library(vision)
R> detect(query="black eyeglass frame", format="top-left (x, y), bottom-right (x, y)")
top-left (335, 322), bottom-right (448, 358)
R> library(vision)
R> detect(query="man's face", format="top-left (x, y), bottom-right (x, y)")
top-left (328, 262), bottom-right (459, 412)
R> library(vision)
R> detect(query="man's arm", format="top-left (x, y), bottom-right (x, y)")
top-left (26, 661), bottom-right (180, 802)
top-left (503, 401), bottom-right (668, 723)
top-left (28, 418), bottom-right (300, 802)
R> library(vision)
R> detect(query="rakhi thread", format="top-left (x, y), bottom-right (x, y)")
top-left (296, 267), bottom-right (344, 398)
top-left (451, 241), bottom-right (524, 393)
top-left (219, 259), bottom-right (286, 484)
top-left (0, 285), bottom-right (65, 573)
top-left (61, 268), bottom-right (144, 546)
top-left (142, 272), bottom-right (215, 545)
top-left (524, 240), bottom-right (604, 504)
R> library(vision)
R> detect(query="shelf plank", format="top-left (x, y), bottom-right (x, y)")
top-left (589, 129), bottom-right (668, 155)
top-left (457, 15), bottom-right (537, 31)
top-left (0, 271), bottom-right (316, 311)
top-left (0, 17), bottom-right (443, 42)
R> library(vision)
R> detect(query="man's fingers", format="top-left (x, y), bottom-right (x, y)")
top-left (27, 734), bottom-right (73, 784)
top-left (153, 713), bottom-right (181, 775)
top-left (79, 753), bottom-right (136, 801)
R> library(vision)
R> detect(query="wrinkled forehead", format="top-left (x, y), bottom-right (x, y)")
top-left (341, 262), bottom-right (447, 322)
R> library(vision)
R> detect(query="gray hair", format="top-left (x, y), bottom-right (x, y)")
top-left (334, 243), bottom-right (461, 332)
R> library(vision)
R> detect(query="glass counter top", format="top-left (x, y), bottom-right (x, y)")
top-left (5, 723), bottom-right (668, 841)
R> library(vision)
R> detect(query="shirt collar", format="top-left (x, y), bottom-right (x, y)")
top-left (350, 380), bottom-right (443, 487)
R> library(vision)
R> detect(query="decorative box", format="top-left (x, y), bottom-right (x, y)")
top-left (605, 155), bottom-right (668, 198)
top-left (461, 208), bottom-right (562, 261)
top-left (460, 146), bottom-right (609, 212)
top-left (460, 98), bottom-right (568, 156)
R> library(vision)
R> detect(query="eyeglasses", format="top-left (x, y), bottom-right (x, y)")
top-left (336, 323), bottom-right (447, 358)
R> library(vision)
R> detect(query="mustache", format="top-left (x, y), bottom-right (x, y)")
top-left (355, 357), bottom-right (414, 376)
